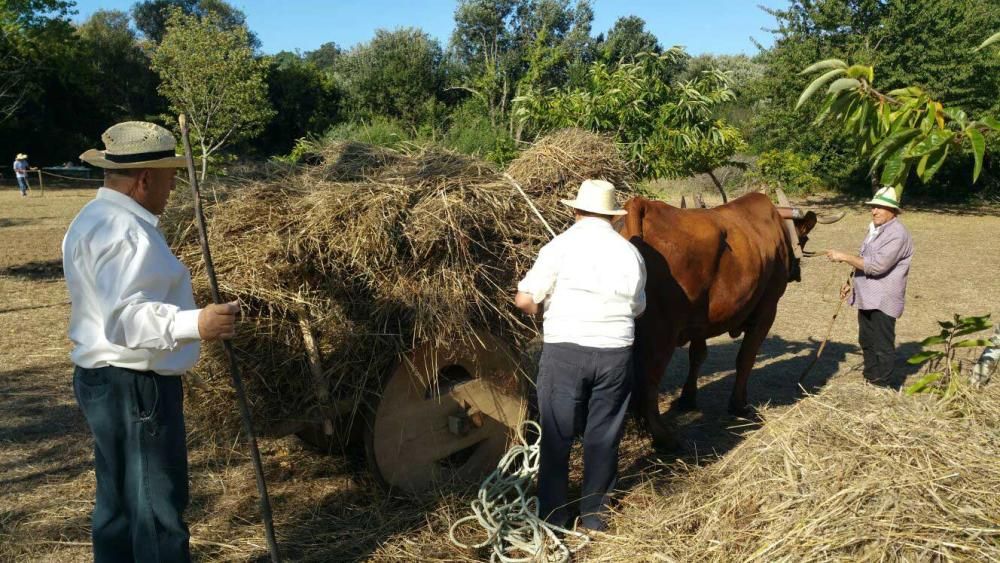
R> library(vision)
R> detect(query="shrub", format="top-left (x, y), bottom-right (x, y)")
top-left (750, 149), bottom-right (823, 194)
top-left (442, 101), bottom-right (518, 167)
top-left (322, 116), bottom-right (413, 149)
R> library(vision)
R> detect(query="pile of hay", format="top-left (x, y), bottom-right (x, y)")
top-left (505, 128), bottom-right (633, 199)
top-left (163, 129), bottom-right (633, 440)
top-left (585, 382), bottom-right (1000, 562)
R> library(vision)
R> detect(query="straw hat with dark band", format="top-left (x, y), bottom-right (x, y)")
top-left (80, 121), bottom-right (188, 169)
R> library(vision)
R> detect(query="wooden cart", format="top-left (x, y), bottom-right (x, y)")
top-left (293, 331), bottom-right (531, 493)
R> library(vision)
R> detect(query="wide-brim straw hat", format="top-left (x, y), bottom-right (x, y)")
top-left (865, 186), bottom-right (901, 210)
top-left (560, 179), bottom-right (627, 216)
top-left (80, 121), bottom-right (189, 169)
top-left (15, 153), bottom-right (27, 160)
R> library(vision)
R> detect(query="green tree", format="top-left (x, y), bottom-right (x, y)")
top-left (305, 41), bottom-right (342, 72)
top-left (449, 0), bottom-right (593, 129)
top-left (797, 56), bottom-right (1000, 196)
top-left (336, 27), bottom-right (444, 126)
top-left (749, 0), bottom-right (1000, 196)
top-left (258, 53), bottom-right (341, 155)
top-left (131, 0), bottom-right (258, 46)
top-left (151, 8), bottom-right (272, 178)
top-left (515, 50), bottom-right (746, 200)
top-left (77, 9), bottom-right (161, 120)
top-left (0, 0), bottom-right (75, 123)
top-left (598, 15), bottom-right (660, 64)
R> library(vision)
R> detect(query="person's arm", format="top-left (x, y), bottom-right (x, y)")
top-left (632, 251), bottom-right (647, 318)
top-left (514, 291), bottom-right (541, 315)
top-left (515, 244), bottom-right (557, 316)
top-left (825, 249), bottom-right (865, 271)
top-left (93, 233), bottom-right (236, 348)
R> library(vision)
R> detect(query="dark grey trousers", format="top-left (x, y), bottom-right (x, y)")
top-left (858, 309), bottom-right (897, 385)
top-left (536, 342), bottom-right (632, 531)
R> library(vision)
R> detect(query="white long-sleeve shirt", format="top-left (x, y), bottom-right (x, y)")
top-left (517, 217), bottom-right (646, 348)
top-left (62, 188), bottom-right (201, 375)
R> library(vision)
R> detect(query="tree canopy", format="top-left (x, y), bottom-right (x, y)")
top-left (151, 8), bottom-right (272, 178)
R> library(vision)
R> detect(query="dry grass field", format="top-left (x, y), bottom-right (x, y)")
top-left (1, 185), bottom-right (997, 561)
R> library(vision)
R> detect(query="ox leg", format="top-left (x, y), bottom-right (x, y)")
top-left (729, 308), bottom-right (777, 418)
top-left (636, 345), bottom-right (678, 450)
top-left (674, 339), bottom-right (707, 412)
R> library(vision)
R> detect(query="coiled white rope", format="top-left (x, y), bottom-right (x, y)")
top-left (449, 420), bottom-right (590, 563)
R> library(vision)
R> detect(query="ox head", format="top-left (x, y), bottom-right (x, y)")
top-left (775, 187), bottom-right (845, 256)
top-left (792, 209), bottom-right (846, 253)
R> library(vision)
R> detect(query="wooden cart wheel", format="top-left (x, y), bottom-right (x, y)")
top-left (366, 332), bottom-right (527, 493)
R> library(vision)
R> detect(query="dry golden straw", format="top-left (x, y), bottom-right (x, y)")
top-left (159, 129), bottom-right (633, 443)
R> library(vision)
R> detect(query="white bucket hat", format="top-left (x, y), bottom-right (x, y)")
top-left (560, 179), bottom-right (627, 216)
top-left (15, 153), bottom-right (27, 160)
top-left (80, 121), bottom-right (188, 169)
top-left (865, 186), bottom-right (901, 210)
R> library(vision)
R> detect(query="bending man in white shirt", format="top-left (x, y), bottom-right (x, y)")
top-left (515, 179), bottom-right (646, 533)
top-left (64, 121), bottom-right (237, 563)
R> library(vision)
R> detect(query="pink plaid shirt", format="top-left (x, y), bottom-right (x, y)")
top-left (850, 218), bottom-right (913, 318)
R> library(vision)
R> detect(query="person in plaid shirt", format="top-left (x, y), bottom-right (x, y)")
top-left (826, 186), bottom-right (913, 386)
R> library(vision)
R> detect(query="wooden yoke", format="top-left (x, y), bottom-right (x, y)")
top-left (775, 188), bottom-right (803, 260)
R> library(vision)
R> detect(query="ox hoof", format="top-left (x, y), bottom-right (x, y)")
top-left (727, 403), bottom-right (760, 421)
top-left (670, 394), bottom-right (698, 413)
top-left (651, 432), bottom-right (684, 454)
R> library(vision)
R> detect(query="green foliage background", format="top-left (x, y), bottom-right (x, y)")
top-left (3, 0), bottom-right (1000, 200)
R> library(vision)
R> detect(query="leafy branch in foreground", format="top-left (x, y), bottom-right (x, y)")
top-left (796, 56), bottom-right (1000, 193)
top-left (906, 314), bottom-right (993, 398)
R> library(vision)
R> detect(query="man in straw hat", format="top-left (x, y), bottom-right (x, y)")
top-left (64, 121), bottom-right (239, 562)
top-left (515, 179), bottom-right (646, 533)
top-left (826, 186), bottom-right (914, 386)
top-left (13, 153), bottom-right (31, 196)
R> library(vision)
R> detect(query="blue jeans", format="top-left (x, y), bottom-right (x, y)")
top-left (536, 342), bottom-right (633, 531)
top-left (16, 176), bottom-right (28, 195)
top-left (74, 366), bottom-right (191, 563)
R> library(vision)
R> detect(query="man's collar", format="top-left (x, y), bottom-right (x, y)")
top-left (97, 187), bottom-right (159, 227)
top-left (574, 216), bottom-right (613, 229)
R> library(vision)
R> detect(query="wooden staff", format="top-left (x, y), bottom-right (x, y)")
top-left (798, 269), bottom-right (854, 388)
top-left (178, 115), bottom-right (281, 562)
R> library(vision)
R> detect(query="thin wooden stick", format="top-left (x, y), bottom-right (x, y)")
top-left (178, 114), bottom-right (281, 563)
top-left (503, 173), bottom-right (556, 238)
top-left (798, 269), bottom-right (854, 388)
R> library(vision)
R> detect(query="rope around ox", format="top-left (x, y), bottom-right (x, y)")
top-left (449, 420), bottom-right (590, 563)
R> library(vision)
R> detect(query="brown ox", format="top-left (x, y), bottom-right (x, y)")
top-left (619, 192), bottom-right (841, 447)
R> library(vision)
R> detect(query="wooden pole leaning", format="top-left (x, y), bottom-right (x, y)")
top-left (178, 115), bottom-right (281, 563)
top-left (798, 269), bottom-right (854, 388)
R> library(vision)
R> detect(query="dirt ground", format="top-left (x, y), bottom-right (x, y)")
top-left (1, 186), bottom-right (997, 562)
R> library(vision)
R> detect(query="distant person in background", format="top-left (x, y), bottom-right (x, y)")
top-left (826, 186), bottom-right (914, 387)
top-left (13, 153), bottom-right (30, 196)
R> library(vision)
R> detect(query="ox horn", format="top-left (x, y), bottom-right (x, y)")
top-left (815, 210), bottom-right (846, 224)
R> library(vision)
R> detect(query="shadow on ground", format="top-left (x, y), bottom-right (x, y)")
top-left (618, 333), bottom-right (924, 484)
top-left (0, 258), bottom-right (64, 280)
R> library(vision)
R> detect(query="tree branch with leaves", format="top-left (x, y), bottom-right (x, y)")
top-left (796, 52), bottom-right (1000, 194)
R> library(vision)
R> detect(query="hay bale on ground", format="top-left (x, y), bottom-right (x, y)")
top-left (586, 382), bottom-right (1000, 562)
top-left (164, 135), bottom-right (634, 442)
top-left (506, 128), bottom-right (633, 199)
top-left (366, 382), bottom-right (1000, 561)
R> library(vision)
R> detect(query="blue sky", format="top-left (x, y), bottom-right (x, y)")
top-left (69, 0), bottom-right (785, 55)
